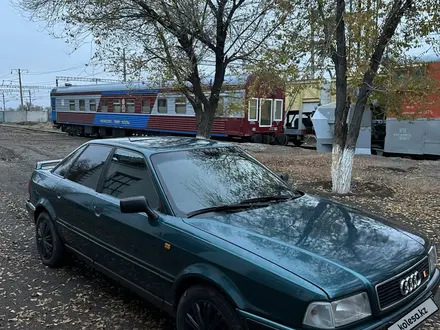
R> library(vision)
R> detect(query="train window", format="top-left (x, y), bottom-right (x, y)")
top-left (175, 97), bottom-right (186, 114)
top-left (113, 99), bottom-right (121, 113)
top-left (158, 98), bottom-right (167, 114)
top-left (79, 100), bottom-right (86, 111)
top-left (127, 99), bottom-right (135, 113)
top-left (248, 98), bottom-right (258, 121)
top-left (274, 99), bottom-right (283, 121)
top-left (69, 100), bottom-right (75, 111)
top-left (101, 99), bottom-right (108, 112)
top-left (89, 99), bottom-right (96, 112)
top-left (142, 99), bottom-right (150, 113)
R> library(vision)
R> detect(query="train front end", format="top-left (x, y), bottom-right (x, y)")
top-left (242, 76), bottom-right (286, 144)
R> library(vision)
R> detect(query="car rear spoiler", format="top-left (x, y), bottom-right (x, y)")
top-left (35, 159), bottom-right (62, 170)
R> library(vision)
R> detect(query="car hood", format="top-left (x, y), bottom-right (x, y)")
top-left (182, 194), bottom-right (428, 298)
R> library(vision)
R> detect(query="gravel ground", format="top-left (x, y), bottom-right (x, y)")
top-left (0, 125), bottom-right (439, 329)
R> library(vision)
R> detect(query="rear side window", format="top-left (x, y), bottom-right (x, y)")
top-left (66, 144), bottom-right (112, 190)
top-left (52, 146), bottom-right (86, 177)
top-left (101, 148), bottom-right (159, 209)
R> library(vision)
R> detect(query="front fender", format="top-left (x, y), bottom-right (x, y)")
top-left (173, 263), bottom-right (246, 309)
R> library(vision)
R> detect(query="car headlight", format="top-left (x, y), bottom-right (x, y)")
top-left (429, 245), bottom-right (438, 276)
top-left (303, 292), bottom-right (371, 329)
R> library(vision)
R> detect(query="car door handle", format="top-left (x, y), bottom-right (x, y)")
top-left (93, 205), bottom-right (103, 217)
top-left (56, 192), bottom-right (61, 199)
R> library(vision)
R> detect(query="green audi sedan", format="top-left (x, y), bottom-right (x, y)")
top-left (26, 137), bottom-right (439, 330)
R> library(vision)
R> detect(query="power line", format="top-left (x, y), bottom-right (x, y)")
top-left (0, 84), bottom-right (52, 90)
top-left (0, 89), bottom-right (23, 93)
top-left (26, 64), bottom-right (88, 76)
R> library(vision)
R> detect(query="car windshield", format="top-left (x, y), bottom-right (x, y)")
top-left (150, 147), bottom-right (297, 216)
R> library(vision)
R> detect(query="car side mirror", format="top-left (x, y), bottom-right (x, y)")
top-left (120, 196), bottom-right (158, 220)
top-left (277, 172), bottom-right (290, 183)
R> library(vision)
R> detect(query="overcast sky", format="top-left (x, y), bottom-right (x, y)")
top-left (0, 1), bottom-right (117, 109)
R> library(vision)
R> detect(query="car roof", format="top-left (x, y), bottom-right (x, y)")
top-left (87, 136), bottom-right (234, 155)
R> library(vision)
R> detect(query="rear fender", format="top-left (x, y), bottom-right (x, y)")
top-left (173, 263), bottom-right (246, 309)
top-left (34, 198), bottom-right (57, 223)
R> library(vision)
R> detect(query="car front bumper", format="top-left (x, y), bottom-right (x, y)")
top-left (26, 200), bottom-right (36, 222)
top-left (238, 268), bottom-right (440, 330)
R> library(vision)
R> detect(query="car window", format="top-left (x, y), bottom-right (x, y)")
top-left (101, 148), bottom-right (159, 209)
top-left (52, 145), bottom-right (86, 177)
top-left (65, 144), bottom-right (112, 190)
top-left (150, 147), bottom-right (295, 216)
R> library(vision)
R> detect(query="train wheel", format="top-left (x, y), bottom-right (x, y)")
top-left (292, 139), bottom-right (302, 147)
top-left (262, 135), bottom-right (271, 144)
top-left (251, 134), bottom-right (263, 144)
top-left (276, 134), bottom-right (288, 146)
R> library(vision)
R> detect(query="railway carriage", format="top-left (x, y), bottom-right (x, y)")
top-left (50, 76), bottom-right (286, 143)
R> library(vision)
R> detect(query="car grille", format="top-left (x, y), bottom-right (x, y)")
top-left (376, 256), bottom-right (429, 310)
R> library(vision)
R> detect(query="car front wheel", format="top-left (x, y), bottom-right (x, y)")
top-left (176, 285), bottom-right (243, 330)
top-left (35, 212), bottom-right (66, 268)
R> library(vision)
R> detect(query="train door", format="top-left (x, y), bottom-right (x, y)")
top-left (51, 97), bottom-right (57, 123)
top-left (259, 99), bottom-right (273, 127)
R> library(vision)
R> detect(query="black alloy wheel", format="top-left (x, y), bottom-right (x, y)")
top-left (36, 217), bottom-right (53, 261)
top-left (184, 299), bottom-right (231, 330)
top-left (35, 212), bottom-right (66, 267)
top-left (177, 285), bottom-right (243, 330)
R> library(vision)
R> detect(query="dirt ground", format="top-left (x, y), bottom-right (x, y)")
top-left (0, 125), bottom-right (439, 329)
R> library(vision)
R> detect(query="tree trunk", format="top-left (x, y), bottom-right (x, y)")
top-left (331, 142), bottom-right (355, 193)
top-left (331, 0), bottom-right (351, 194)
top-left (195, 105), bottom-right (216, 139)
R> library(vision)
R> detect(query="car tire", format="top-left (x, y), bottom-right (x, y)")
top-left (176, 285), bottom-right (243, 330)
top-left (35, 212), bottom-right (66, 268)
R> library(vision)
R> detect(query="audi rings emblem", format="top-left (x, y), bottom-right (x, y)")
top-left (400, 271), bottom-right (422, 296)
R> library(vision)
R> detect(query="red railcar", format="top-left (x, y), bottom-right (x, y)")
top-left (50, 76), bottom-right (286, 143)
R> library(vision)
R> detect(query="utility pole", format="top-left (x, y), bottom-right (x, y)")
top-left (123, 49), bottom-right (127, 82)
top-left (11, 69), bottom-right (28, 110)
top-left (28, 90), bottom-right (32, 111)
top-left (2, 93), bottom-right (5, 112)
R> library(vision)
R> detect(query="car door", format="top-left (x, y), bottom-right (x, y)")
top-left (89, 147), bottom-right (165, 300)
top-left (54, 144), bottom-right (113, 259)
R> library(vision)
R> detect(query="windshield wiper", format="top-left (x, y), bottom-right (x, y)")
top-left (238, 194), bottom-right (300, 204)
top-left (186, 194), bottom-right (302, 218)
top-left (187, 202), bottom-right (266, 218)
